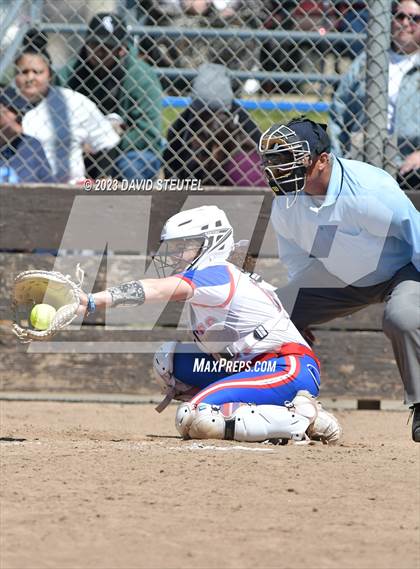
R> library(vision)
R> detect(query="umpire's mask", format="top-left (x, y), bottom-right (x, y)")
top-left (259, 118), bottom-right (331, 206)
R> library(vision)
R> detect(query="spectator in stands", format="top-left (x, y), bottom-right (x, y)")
top-left (329, 0), bottom-right (420, 189)
top-left (12, 30), bottom-right (120, 184)
top-left (135, 1), bottom-right (264, 95)
top-left (334, 2), bottom-right (369, 60)
top-left (59, 13), bottom-right (162, 181)
top-left (163, 63), bottom-right (264, 186)
top-left (260, 1), bottom-right (335, 94)
top-left (0, 87), bottom-right (54, 183)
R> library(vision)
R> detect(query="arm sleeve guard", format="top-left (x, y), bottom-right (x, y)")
top-left (107, 280), bottom-right (146, 307)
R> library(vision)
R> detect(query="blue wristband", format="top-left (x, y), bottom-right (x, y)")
top-left (86, 293), bottom-right (96, 315)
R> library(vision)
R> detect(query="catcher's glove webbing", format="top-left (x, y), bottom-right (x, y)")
top-left (12, 266), bottom-right (84, 342)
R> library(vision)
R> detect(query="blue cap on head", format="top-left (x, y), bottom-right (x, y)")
top-left (286, 117), bottom-right (331, 156)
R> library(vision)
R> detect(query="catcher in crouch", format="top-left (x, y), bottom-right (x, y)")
top-left (79, 205), bottom-right (341, 444)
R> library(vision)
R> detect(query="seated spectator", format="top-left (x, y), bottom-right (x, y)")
top-left (260, 1), bottom-right (300, 94)
top-left (224, 146), bottom-right (267, 187)
top-left (135, 1), bottom-right (264, 95)
top-left (163, 63), bottom-right (264, 186)
top-left (334, 2), bottom-right (369, 60)
top-left (12, 30), bottom-right (120, 184)
top-left (0, 87), bottom-right (54, 183)
top-left (260, 1), bottom-right (336, 94)
top-left (329, 0), bottom-right (420, 189)
top-left (59, 13), bottom-right (162, 181)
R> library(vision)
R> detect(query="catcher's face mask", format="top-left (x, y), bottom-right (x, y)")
top-left (153, 237), bottom-right (205, 278)
top-left (259, 124), bottom-right (312, 205)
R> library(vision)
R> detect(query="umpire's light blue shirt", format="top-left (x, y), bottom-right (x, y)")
top-left (271, 155), bottom-right (420, 287)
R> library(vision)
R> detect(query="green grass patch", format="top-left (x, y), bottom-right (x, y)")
top-left (162, 107), bottom-right (328, 136)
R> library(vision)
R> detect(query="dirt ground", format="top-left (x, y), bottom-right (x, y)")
top-left (0, 401), bottom-right (419, 569)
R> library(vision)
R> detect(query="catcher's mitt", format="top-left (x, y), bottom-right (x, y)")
top-left (12, 266), bottom-right (84, 342)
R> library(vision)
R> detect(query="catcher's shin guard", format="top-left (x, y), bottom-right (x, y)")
top-left (189, 404), bottom-right (226, 439)
top-left (225, 404), bottom-right (310, 442)
top-left (291, 390), bottom-right (342, 444)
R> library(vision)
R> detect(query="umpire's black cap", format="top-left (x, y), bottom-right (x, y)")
top-left (286, 116), bottom-right (331, 156)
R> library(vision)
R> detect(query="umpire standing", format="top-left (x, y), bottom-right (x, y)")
top-left (259, 117), bottom-right (420, 442)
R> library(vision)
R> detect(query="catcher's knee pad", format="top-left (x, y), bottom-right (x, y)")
top-left (291, 390), bottom-right (342, 444)
top-left (153, 341), bottom-right (178, 391)
top-left (226, 404), bottom-right (310, 443)
top-left (153, 342), bottom-right (194, 412)
top-left (188, 404), bottom-right (226, 440)
top-left (175, 402), bottom-right (196, 437)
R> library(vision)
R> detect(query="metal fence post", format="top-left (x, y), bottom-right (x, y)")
top-left (364, 0), bottom-right (392, 168)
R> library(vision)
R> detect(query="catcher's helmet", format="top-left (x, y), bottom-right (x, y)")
top-left (153, 205), bottom-right (234, 277)
top-left (259, 117), bottom-right (331, 201)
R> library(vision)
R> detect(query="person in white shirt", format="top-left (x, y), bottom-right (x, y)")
top-left (13, 34), bottom-right (120, 184)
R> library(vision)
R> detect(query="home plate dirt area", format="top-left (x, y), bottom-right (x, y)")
top-left (1, 401), bottom-right (419, 569)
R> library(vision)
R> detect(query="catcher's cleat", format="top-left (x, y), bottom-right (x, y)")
top-left (291, 390), bottom-right (342, 444)
top-left (410, 404), bottom-right (420, 442)
top-left (308, 407), bottom-right (342, 444)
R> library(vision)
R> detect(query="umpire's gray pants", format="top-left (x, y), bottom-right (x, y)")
top-left (276, 262), bottom-right (420, 405)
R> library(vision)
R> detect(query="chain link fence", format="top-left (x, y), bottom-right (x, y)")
top-left (0, 0), bottom-right (419, 188)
